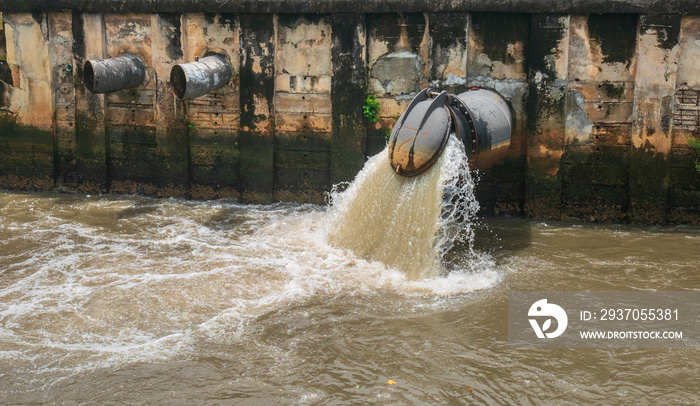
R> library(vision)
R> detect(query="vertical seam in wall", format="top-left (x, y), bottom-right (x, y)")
top-left (48, 13), bottom-right (59, 188)
top-left (560, 14), bottom-right (571, 221)
top-left (558, 89), bottom-right (567, 222)
top-left (627, 13), bottom-right (641, 222)
top-left (273, 13), bottom-right (279, 199)
top-left (564, 14), bottom-right (578, 216)
top-left (100, 13), bottom-right (111, 192)
top-left (181, 13), bottom-right (193, 198)
top-left (662, 16), bottom-right (681, 224)
top-left (464, 12), bottom-right (470, 88)
top-left (236, 13), bottom-right (241, 195)
top-left (327, 13), bottom-right (334, 190)
top-left (364, 13), bottom-right (369, 131)
top-left (365, 12), bottom-right (370, 103)
top-left (423, 11), bottom-right (430, 88)
top-left (34, 12), bottom-right (55, 189)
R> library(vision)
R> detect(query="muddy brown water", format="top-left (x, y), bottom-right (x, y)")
top-left (1, 189), bottom-right (699, 405)
top-left (0, 132), bottom-right (697, 406)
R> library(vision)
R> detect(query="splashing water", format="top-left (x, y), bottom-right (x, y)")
top-left (0, 136), bottom-right (501, 398)
top-left (2, 188), bottom-right (697, 404)
top-left (326, 136), bottom-right (479, 279)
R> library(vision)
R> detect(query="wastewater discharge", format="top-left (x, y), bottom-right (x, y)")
top-left (326, 136), bottom-right (480, 279)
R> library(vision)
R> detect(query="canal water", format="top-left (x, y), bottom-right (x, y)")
top-left (1, 146), bottom-right (699, 404)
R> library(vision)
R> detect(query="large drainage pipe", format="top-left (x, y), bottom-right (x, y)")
top-left (83, 55), bottom-right (146, 94)
top-left (448, 88), bottom-right (512, 171)
top-left (170, 55), bottom-right (233, 100)
top-left (388, 87), bottom-right (512, 176)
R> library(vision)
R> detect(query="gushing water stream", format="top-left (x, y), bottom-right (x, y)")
top-left (327, 137), bottom-right (477, 279)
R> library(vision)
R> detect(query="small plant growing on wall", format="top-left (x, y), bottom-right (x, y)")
top-left (363, 94), bottom-right (380, 123)
top-left (689, 135), bottom-right (700, 174)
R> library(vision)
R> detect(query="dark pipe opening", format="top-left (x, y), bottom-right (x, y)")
top-left (82, 55), bottom-right (145, 94)
top-left (170, 65), bottom-right (187, 100)
top-left (83, 61), bottom-right (95, 93)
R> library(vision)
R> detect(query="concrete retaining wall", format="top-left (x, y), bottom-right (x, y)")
top-left (1, 10), bottom-right (699, 223)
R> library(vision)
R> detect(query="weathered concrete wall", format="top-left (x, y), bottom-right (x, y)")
top-left (0, 14), bottom-right (53, 190)
top-left (1, 10), bottom-right (700, 223)
top-left (274, 14), bottom-right (333, 203)
top-left (3, 0), bottom-right (700, 14)
top-left (562, 14), bottom-right (638, 222)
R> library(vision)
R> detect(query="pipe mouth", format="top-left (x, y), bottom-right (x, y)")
top-left (388, 89), bottom-right (452, 177)
top-left (170, 64), bottom-right (187, 100)
top-left (83, 61), bottom-right (96, 93)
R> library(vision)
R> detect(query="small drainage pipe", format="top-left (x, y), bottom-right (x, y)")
top-left (170, 55), bottom-right (232, 100)
top-left (83, 55), bottom-right (146, 94)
